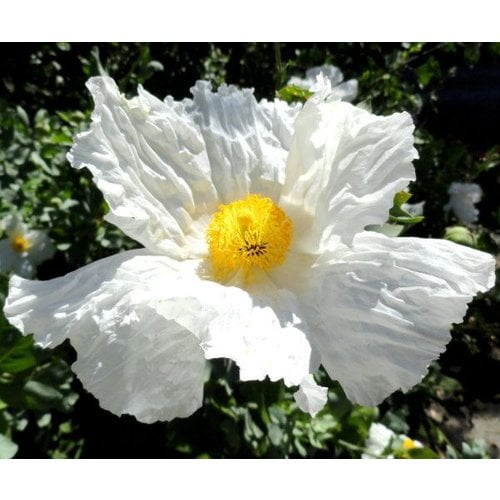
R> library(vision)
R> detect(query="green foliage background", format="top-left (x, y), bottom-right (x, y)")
top-left (0, 43), bottom-right (499, 458)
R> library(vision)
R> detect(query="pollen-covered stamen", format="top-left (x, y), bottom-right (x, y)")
top-left (206, 194), bottom-right (293, 281)
top-left (10, 235), bottom-right (31, 253)
top-left (241, 242), bottom-right (268, 257)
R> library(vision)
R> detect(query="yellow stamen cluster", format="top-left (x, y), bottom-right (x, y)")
top-left (10, 235), bottom-right (31, 253)
top-left (402, 438), bottom-right (417, 451)
top-left (206, 194), bottom-right (293, 281)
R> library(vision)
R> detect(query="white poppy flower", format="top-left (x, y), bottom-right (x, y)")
top-left (3, 77), bottom-right (495, 424)
top-left (288, 64), bottom-right (358, 102)
top-left (362, 422), bottom-right (423, 459)
top-left (444, 182), bottom-right (483, 224)
top-left (0, 214), bottom-right (55, 278)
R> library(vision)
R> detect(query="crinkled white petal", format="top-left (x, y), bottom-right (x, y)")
top-left (70, 299), bottom-right (206, 423)
top-left (293, 375), bottom-right (328, 417)
top-left (3, 250), bottom-right (210, 422)
top-left (444, 182), bottom-right (482, 224)
top-left (5, 250), bottom-right (143, 348)
top-left (68, 76), bottom-right (218, 259)
top-left (68, 77), bottom-right (301, 259)
top-left (200, 275), bottom-right (312, 388)
top-left (308, 231), bottom-right (495, 406)
top-left (4, 248), bottom-right (314, 419)
top-left (203, 306), bottom-right (311, 388)
top-left (280, 100), bottom-right (417, 251)
top-left (187, 81), bottom-right (291, 203)
top-left (258, 98), bottom-right (302, 153)
top-left (155, 261), bottom-right (313, 388)
top-left (263, 254), bottom-right (324, 375)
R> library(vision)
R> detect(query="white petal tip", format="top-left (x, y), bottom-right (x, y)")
top-left (293, 375), bottom-right (328, 417)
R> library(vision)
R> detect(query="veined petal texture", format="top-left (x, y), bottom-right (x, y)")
top-left (281, 100), bottom-right (417, 252)
top-left (187, 81), bottom-right (296, 203)
top-left (309, 231), bottom-right (495, 406)
top-left (68, 77), bottom-right (218, 259)
top-left (4, 250), bottom-right (211, 422)
top-left (4, 248), bottom-right (314, 420)
top-left (68, 78), bottom-right (299, 259)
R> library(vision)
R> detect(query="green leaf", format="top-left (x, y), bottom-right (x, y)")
top-left (462, 439), bottom-right (490, 458)
top-left (276, 85), bottom-right (313, 103)
top-left (0, 335), bottom-right (36, 374)
top-left (435, 374), bottom-right (462, 396)
top-left (388, 214), bottom-right (424, 225)
top-left (0, 434), bottom-right (18, 459)
top-left (475, 146), bottom-right (500, 174)
top-left (16, 106), bottom-right (30, 127)
top-left (415, 56), bottom-right (441, 88)
top-left (23, 380), bottom-right (63, 410)
top-left (388, 191), bottom-right (424, 227)
top-left (444, 226), bottom-right (477, 248)
top-left (393, 191), bottom-right (412, 207)
top-left (268, 424), bottom-right (283, 446)
top-left (381, 409), bottom-right (410, 435)
top-left (406, 447), bottom-right (440, 459)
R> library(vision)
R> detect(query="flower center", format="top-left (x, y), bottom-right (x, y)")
top-left (10, 235), bottom-right (31, 253)
top-left (402, 438), bottom-right (417, 451)
top-left (206, 194), bottom-right (293, 281)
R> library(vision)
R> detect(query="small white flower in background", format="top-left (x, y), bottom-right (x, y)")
top-left (3, 77), bottom-right (495, 423)
top-left (444, 182), bottom-right (483, 224)
top-left (288, 64), bottom-right (358, 102)
top-left (362, 422), bottom-right (423, 459)
top-left (0, 214), bottom-right (55, 278)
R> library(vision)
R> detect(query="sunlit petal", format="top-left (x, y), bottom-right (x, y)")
top-left (308, 231), bottom-right (495, 406)
top-left (281, 99), bottom-right (417, 251)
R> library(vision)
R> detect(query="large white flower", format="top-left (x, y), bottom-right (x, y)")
top-left (0, 214), bottom-right (55, 278)
top-left (288, 64), bottom-right (358, 102)
top-left (3, 77), bottom-right (495, 423)
top-left (444, 181), bottom-right (483, 224)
